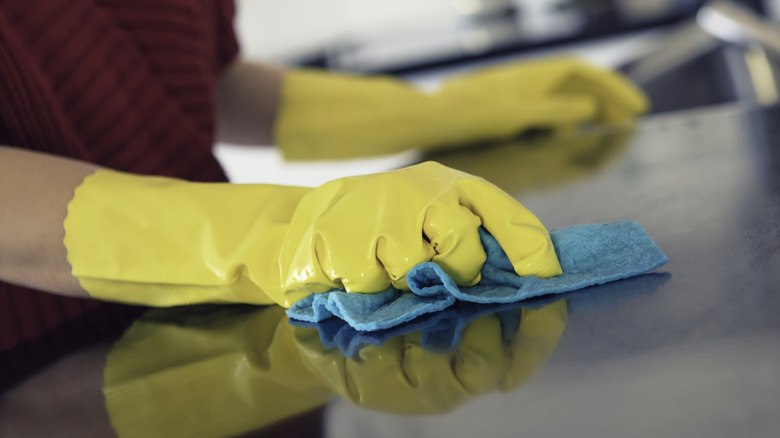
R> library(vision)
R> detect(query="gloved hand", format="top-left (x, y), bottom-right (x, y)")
top-left (276, 57), bottom-right (647, 159)
top-left (292, 300), bottom-right (568, 415)
top-left (103, 306), bottom-right (333, 438)
top-left (65, 162), bottom-right (560, 307)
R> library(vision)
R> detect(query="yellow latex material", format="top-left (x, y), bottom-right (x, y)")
top-left (293, 300), bottom-right (568, 415)
top-left (65, 171), bottom-right (311, 306)
top-left (275, 57), bottom-right (647, 160)
top-left (65, 162), bottom-right (560, 308)
top-left (102, 300), bottom-right (565, 437)
top-left (103, 306), bottom-right (333, 438)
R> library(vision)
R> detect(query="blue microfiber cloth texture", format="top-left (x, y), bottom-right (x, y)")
top-left (286, 220), bottom-right (668, 331)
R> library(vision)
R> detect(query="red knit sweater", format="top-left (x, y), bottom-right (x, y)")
top-left (0, 0), bottom-right (239, 352)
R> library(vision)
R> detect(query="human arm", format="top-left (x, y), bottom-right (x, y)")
top-left (0, 149), bottom-right (561, 307)
top-left (62, 161), bottom-right (561, 308)
top-left (274, 57), bottom-right (647, 159)
top-left (0, 146), bottom-right (96, 298)
top-left (216, 59), bottom-right (283, 145)
top-left (214, 57), bottom-right (647, 159)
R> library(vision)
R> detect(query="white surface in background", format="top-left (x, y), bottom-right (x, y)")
top-left (218, 1), bottom-right (446, 184)
top-left (402, 29), bottom-right (663, 91)
top-left (216, 1), bottom-right (661, 185)
top-left (234, 0), bottom-right (456, 62)
top-left (213, 145), bottom-right (422, 186)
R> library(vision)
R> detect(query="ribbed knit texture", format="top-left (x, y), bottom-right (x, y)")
top-left (0, 0), bottom-right (239, 354)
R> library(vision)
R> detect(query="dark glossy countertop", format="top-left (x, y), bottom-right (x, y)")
top-left (2, 102), bottom-right (779, 438)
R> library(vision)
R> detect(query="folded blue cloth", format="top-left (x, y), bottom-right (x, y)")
top-left (287, 221), bottom-right (668, 331)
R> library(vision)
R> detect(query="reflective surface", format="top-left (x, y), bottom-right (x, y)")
top-left (2, 102), bottom-right (780, 437)
top-left (293, 0), bottom-right (707, 73)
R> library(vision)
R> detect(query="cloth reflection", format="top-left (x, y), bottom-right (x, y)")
top-left (291, 300), bottom-right (566, 416)
top-left (102, 272), bottom-right (667, 437)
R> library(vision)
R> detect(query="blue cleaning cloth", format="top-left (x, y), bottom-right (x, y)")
top-left (288, 272), bottom-right (670, 358)
top-left (287, 221), bottom-right (668, 332)
top-left (291, 302), bottom-right (524, 358)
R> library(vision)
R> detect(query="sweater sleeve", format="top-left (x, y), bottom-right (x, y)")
top-left (215, 0), bottom-right (240, 73)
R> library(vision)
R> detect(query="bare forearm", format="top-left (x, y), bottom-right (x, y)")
top-left (216, 59), bottom-right (283, 145)
top-left (0, 146), bottom-right (99, 297)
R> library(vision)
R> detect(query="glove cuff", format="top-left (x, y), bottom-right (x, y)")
top-left (64, 169), bottom-right (309, 306)
top-left (275, 69), bottom-right (441, 159)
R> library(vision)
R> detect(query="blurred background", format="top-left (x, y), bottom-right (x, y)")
top-left (215, 0), bottom-right (780, 184)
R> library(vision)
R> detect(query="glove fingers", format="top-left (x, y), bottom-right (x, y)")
top-left (422, 195), bottom-right (486, 286)
top-left (376, 233), bottom-right (437, 291)
top-left (455, 178), bottom-right (562, 278)
top-left (515, 96), bottom-right (598, 131)
top-left (316, 225), bottom-right (437, 293)
top-left (454, 315), bottom-right (513, 393)
top-left (556, 62), bottom-right (648, 121)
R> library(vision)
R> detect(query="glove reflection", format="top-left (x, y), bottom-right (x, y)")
top-left (102, 299), bottom-right (566, 437)
top-left (292, 300), bottom-right (567, 415)
top-left (102, 306), bottom-right (332, 438)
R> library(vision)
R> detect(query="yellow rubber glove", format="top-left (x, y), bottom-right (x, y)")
top-left (103, 306), bottom-right (333, 438)
top-left (293, 300), bottom-right (567, 415)
top-left (64, 162), bottom-right (561, 307)
top-left (276, 57), bottom-right (647, 160)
